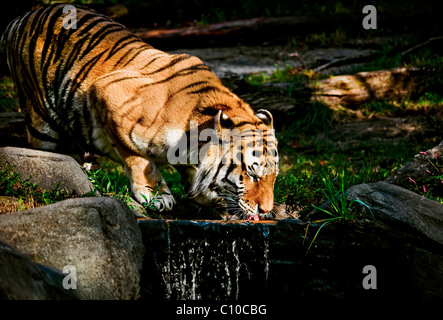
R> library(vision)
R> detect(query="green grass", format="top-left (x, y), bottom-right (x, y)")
top-left (0, 156), bottom-right (186, 216)
top-left (245, 64), bottom-right (311, 86)
top-left (84, 159), bottom-right (186, 215)
top-left (404, 48), bottom-right (443, 69)
top-left (405, 152), bottom-right (443, 204)
top-left (304, 28), bottom-right (348, 48)
top-left (0, 76), bottom-right (19, 112)
top-left (355, 91), bottom-right (443, 118)
top-left (84, 160), bottom-right (135, 206)
top-left (417, 92), bottom-right (443, 106)
top-left (0, 160), bottom-right (71, 214)
top-left (304, 166), bottom-right (373, 254)
top-left (250, 64), bottom-right (439, 214)
top-left (274, 112), bottom-right (434, 214)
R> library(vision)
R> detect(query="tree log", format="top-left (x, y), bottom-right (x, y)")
top-left (311, 67), bottom-right (424, 107)
top-left (234, 67), bottom-right (440, 121)
top-left (132, 14), bottom-right (361, 49)
top-left (131, 9), bottom-right (441, 49)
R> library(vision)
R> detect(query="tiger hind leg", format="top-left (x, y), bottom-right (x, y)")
top-left (23, 101), bottom-right (88, 163)
top-left (122, 151), bottom-right (175, 211)
top-left (24, 101), bottom-right (60, 152)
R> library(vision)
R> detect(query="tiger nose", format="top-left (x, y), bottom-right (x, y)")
top-left (258, 202), bottom-right (273, 214)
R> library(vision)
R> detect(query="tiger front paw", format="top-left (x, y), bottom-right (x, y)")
top-left (147, 192), bottom-right (175, 211)
top-left (133, 185), bottom-right (175, 212)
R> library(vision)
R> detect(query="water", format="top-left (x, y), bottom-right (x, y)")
top-left (151, 220), bottom-right (274, 300)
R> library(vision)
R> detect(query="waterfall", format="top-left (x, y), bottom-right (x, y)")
top-left (142, 220), bottom-right (275, 300)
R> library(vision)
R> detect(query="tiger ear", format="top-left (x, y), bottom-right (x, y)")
top-left (256, 109), bottom-right (273, 128)
top-left (215, 110), bottom-right (234, 133)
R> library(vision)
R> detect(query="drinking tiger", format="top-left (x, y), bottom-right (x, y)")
top-left (1, 4), bottom-right (279, 220)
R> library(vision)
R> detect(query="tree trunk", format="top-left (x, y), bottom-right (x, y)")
top-left (311, 67), bottom-right (426, 107)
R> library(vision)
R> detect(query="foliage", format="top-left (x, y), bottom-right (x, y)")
top-left (404, 48), bottom-right (443, 69)
top-left (274, 165), bottom-right (319, 212)
top-left (301, 165), bottom-right (373, 254)
top-left (304, 29), bottom-right (347, 48)
top-left (0, 160), bottom-right (70, 213)
top-left (245, 65), bottom-right (310, 86)
top-left (85, 162), bottom-right (135, 206)
top-left (406, 153), bottom-right (443, 204)
top-left (0, 76), bottom-right (19, 112)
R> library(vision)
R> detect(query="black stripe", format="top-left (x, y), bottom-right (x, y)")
top-left (77, 14), bottom-right (109, 37)
top-left (225, 162), bottom-right (237, 177)
top-left (25, 14), bottom-right (45, 106)
top-left (26, 123), bottom-right (59, 143)
top-left (108, 63), bottom-right (209, 89)
top-left (188, 86), bottom-right (225, 95)
top-left (180, 81), bottom-right (210, 91)
top-left (105, 35), bottom-right (138, 60)
top-left (198, 106), bottom-right (228, 116)
top-left (53, 39), bottom-right (86, 107)
top-left (241, 160), bottom-right (246, 172)
top-left (223, 177), bottom-right (238, 189)
top-left (213, 160), bottom-right (226, 181)
top-left (141, 54), bottom-right (163, 69)
top-left (121, 45), bottom-right (151, 67)
top-left (142, 54), bottom-right (192, 76)
top-left (79, 23), bottom-right (123, 60)
top-left (167, 81), bottom-right (210, 101)
top-left (234, 121), bottom-right (255, 127)
top-left (64, 49), bottom-right (108, 112)
top-left (112, 46), bottom-right (138, 68)
top-left (82, 100), bottom-right (94, 147)
top-left (16, 9), bottom-right (58, 130)
top-left (40, 6), bottom-right (65, 112)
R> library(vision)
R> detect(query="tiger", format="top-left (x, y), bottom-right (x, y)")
top-left (0, 4), bottom-right (279, 220)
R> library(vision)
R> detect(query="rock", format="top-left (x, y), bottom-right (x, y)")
top-left (0, 241), bottom-right (77, 300)
top-left (386, 141), bottom-right (443, 192)
top-left (0, 147), bottom-right (94, 196)
top-left (347, 181), bottom-right (443, 246)
top-left (0, 197), bottom-right (145, 299)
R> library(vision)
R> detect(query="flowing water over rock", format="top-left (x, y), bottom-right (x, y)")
top-left (139, 220), bottom-right (273, 300)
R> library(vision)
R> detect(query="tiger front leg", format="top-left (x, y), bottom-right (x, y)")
top-left (123, 153), bottom-right (175, 211)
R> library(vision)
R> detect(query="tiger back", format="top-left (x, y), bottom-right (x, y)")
top-left (1, 4), bottom-right (279, 219)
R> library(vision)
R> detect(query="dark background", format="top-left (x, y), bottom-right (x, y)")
top-left (1, 0), bottom-right (442, 39)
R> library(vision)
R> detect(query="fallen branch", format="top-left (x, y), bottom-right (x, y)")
top-left (132, 14), bottom-right (360, 49)
top-left (311, 67), bottom-right (424, 107)
top-left (401, 36), bottom-right (443, 57)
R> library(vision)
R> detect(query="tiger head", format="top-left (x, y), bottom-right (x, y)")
top-left (188, 109), bottom-right (279, 220)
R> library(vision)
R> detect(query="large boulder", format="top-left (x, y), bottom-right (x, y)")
top-left (0, 147), bottom-right (94, 196)
top-left (348, 181), bottom-right (443, 246)
top-left (0, 241), bottom-right (77, 300)
top-left (0, 197), bottom-right (145, 300)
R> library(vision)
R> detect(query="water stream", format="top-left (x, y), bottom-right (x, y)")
top-left (141, 220), bottom-right (274, 300)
